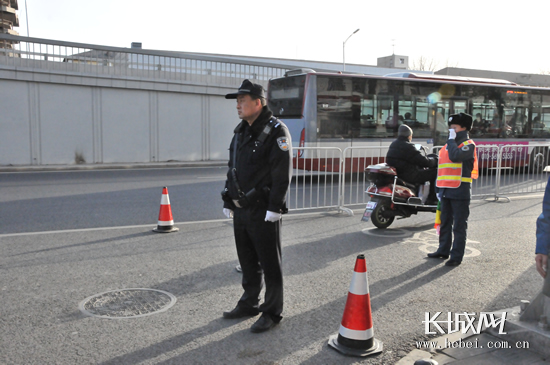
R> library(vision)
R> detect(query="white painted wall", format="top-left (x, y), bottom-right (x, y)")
top-left (0, 69), bottom-right (237, 166)
top-left (0, 80), bottom-right (32, 165)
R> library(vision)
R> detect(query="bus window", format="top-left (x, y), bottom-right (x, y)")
top-left (533, 104), bottom-right (550, 137)
top-left (397, 98), bottom-right (431, 138)
top-left (359, 98), bottom-right (379, 137)
top-left (453, 100), bottom-right (468, 115)
top-left (268, 75), bottom-right (306, 118)
top-left (317, 76), bottom-right (356, 138)
top-left (471, 100), bottom-right (497, 138)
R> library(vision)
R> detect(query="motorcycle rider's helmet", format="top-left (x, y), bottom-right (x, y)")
top-left (448, 113), bottom-right (473, 131)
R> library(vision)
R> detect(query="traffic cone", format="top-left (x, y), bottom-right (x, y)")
top-left (328, 254), bottom-right (383, 357)
top-left (153, 187), bottom-right (179, 233)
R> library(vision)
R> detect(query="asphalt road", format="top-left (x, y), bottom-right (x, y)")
top-left (0, 168), bottom-right (546, 364)
top-left (0, 167), bottom-right (228, 234)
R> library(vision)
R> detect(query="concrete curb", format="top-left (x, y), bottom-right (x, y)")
top-left (0, 161), bottom-right (228, 172)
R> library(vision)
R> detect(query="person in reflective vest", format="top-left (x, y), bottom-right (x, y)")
top-left (428, 113), bottom-right (478, 267)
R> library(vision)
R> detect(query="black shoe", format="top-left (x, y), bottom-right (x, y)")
top-left (222, 306), bottom-right (259, 319)
top-left (250, 314), bottom-right (278, 333)
top-left (427, 252), bottom-right (449, 259)
top-left (445, 260), bottom-right (461, 267)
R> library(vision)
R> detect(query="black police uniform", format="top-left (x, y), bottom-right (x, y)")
top-left (434, 115), bottom-right (476, 265)
top-left (222, 105), bottom-right (292, 322)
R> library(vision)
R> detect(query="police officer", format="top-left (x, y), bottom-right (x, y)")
top-left (221, 79), bottom-right (292, 333)
top-left (428, 113), bottom-right (478, 266)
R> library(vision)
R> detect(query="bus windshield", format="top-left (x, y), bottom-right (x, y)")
top-left (267, 75), bottom-right (306, 118)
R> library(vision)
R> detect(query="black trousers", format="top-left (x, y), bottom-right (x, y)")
top-left (233, 205), bottom-right (283, 320)
top-left (437, 197), bottom-right (470, 262)
top-left (404, 168), bottom-right (438, 199)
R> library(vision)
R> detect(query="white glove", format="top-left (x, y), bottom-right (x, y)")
top-left (223, 208), bottom-right (233, 219)
top-left (265, 211), bottom-right (282, 222)
top-left (448, 129), bottom-right (456, 139)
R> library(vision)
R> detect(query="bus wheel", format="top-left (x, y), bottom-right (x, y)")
top-left (530, 148), bottom-right (548, 174)
top-left (371, 201), bottom-right (395, 229)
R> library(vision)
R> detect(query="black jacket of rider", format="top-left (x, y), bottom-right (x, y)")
top-left (386, 136), bottom-right (437, 183)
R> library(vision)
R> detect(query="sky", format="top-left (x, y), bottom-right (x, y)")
top-left (15, 0), bottom-right (550, 74)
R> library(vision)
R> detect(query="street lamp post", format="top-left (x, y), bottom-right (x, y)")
top-left (343, 29), bottom-right (360, 71)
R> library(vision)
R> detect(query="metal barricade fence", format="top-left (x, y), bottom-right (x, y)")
top-left (287, 143), bottom-right (550, 214)
top-left (287, 147), bottom-right (342, 212)
top-left (469, 144), bottom-right (500, 199)
top-left (287, 143), bottom-right (549, 214)
top-left (340, 146), bottom-right (389, 209)
top-left (492, 143), bottom-right (550, 200)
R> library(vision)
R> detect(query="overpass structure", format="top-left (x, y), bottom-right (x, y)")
top-left (0, 34), bottom-right (417, 167)
top-left (0, 34), bottom-right (295, 166)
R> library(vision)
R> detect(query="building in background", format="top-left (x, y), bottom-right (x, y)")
top-left (377, 54), bottom-right (409, 69)
top-left (0, 0), bottom-right (18, 52)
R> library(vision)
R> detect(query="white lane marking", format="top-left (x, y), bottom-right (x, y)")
top-left (411, 231), bottom-right (481, 258)
top-left (0, 219), bottom-right (227, 238)
top-left (0, 210), bottom-right (340, 238)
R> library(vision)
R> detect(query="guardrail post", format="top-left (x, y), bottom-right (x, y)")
top-left (338, 148), bottom-right (353, 216)
top-left (494, 145), bottom-right (510, 202)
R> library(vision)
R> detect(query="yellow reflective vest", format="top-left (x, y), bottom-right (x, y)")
top-left (436, 140), bottom-right (478, 188)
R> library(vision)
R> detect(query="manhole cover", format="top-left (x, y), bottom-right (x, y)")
top-left (79, 288), bottom-right (177, 319)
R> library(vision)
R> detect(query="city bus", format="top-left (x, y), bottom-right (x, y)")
top-left (267, 69), bottom-right (550, 172)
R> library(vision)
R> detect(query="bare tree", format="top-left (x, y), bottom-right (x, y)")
top-left (442, 59), bottom-right (460, 69)
top-left (410, 56), bottom-right (459, 72)
top-left (410, 56), bottom-right (439, 71)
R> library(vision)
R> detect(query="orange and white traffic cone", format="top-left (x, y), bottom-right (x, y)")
top-left (328, 254), bottom-right (383, 357)
top-left (153, 187), bottom-right (179, 233)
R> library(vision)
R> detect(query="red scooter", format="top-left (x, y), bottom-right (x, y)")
top-left (362, 150), bottom-right (438, 229)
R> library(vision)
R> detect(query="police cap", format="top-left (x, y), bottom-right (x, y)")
top-left (448, 113), bottom-right (473, 131)
top-left (225, 79), bottom-right (266, 99)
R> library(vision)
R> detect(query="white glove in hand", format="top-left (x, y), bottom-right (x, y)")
top-left (265, 211), bottom-right (282, 222)
top-left (223, 208), bottom-right (233, 219)
top-left (448, 129), bottom-right (456, 139)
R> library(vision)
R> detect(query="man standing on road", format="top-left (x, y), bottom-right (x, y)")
top-left (221, 80), bottom-right (293, 333)
top-left (427, 113), bottom-right (478, 267)
top-left (536, 175), bottom-right (550, 278)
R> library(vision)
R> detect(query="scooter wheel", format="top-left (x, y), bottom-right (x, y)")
top-left (371, 201), bottom-right (395, 229)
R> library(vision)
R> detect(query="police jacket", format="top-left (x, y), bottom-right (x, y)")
top-left (223, 106), bottom-right (293, 213)
top-left (386, 136), bottom-right (437, 182)
top-left (436, 130), bottom-right (476, 200)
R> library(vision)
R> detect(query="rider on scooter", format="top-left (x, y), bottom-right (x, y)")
top-left (386, 125), bottom-right (438, 205)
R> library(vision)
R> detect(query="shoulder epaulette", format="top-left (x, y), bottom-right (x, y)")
top-left (258, 117), bottom-right (277, 144)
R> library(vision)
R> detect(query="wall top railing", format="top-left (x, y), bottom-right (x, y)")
top-left (0, 34), bottom-right (294, 86)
